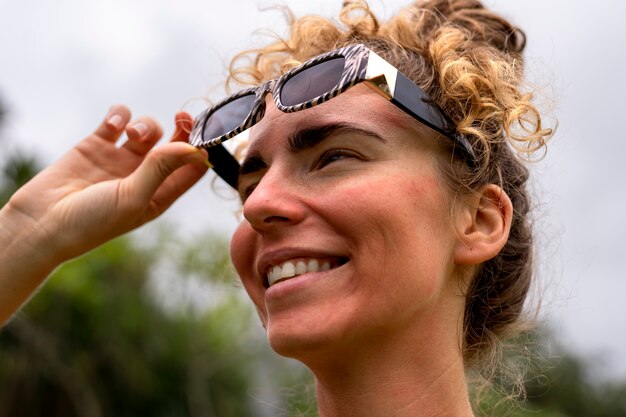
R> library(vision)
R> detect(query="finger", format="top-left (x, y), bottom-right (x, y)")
top-left (94, 105), bottom-right (132, 142)
top-left (122, 142), bottom-right (208, 206)
top-left (170, 112), bottom-right (194, 143)
top-left (123, 116), bottom-right (164, 156)
top-left (148, 159), bottom-right (209, 220)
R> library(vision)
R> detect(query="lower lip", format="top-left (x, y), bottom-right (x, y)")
top-left (264, 264), bottom-right (346, 301)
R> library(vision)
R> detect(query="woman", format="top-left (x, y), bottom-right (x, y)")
top-left (0, 0), bottom-right (550, 415)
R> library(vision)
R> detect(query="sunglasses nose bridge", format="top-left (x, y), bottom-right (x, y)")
top-left (250, 79), bottom-right (287, 125)
top-left (247, 82), bottom-right (273, 126)
top-left (256, 79), bottom-right (274, 100)
top-left (261, 78), bottom-right (286, 111)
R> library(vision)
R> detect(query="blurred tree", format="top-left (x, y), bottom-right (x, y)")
top-left (0, 152), bottom-right (40, 203)
top-left (473, 328), bottom-right (626, 417)
top-left (0, 226), bottom-right (261, 416)
top-left (522, 336), bottom-right (626, 417)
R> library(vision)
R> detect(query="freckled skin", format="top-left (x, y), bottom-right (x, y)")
top-left (229, 85), bottom-right (465, 367)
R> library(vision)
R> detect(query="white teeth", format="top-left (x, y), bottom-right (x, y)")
top-left (271, 265), bottom-right (281, 278)
top-left (308, 259), bottom-right (319, 273)
top-left (295, 261), bottom-right (307, 275)
top-left (267, 258), bottom-right (335, 287)
top-left (281, 261), bottom-right (295, 278)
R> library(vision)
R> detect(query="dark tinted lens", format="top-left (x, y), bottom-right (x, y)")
top-left (280, 57), bottom-right (346, 106)
top-left (203, 93), bottom-right (256, 140)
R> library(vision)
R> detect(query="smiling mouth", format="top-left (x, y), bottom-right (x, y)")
top-left (265, 257), bottom-right (349, 288)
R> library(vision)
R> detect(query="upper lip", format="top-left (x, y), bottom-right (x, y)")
top-left (256, 247), bottom-right (349, 288)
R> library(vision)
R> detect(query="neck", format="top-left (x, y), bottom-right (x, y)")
top-left (315, 353), bottom-right (473, 417)
top-left (305, 313), bottom-right (474, 417)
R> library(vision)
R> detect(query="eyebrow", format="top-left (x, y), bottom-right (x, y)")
top-left (288, 123), bottom-right (385, 153)
top-left (239, 123), bottom-right (386, 177)
top-left (239, 155), bottom-right (267, 176)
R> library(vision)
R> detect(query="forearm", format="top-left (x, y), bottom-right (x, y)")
top-left (0, 202), bottom-right (60, 326)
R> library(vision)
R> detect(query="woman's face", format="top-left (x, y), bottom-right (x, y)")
top-left (230, 85), bottom-right (464, 359)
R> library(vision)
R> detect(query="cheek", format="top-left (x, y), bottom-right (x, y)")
top-left (230, 223), bottom-right (267, 316)
top-left (329, 171), bottom-right (449, 238)
top-left (330, 173), bottom-right (453, 286)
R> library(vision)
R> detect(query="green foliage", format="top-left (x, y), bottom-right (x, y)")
top-left (0, 152), bottom-right (40, 205)
top-left (0, 235), bottom-right (260, 417)
top-left (522, 350), bottom-right (626, 417)
top-left (473, 329), bottom-right (626, 417)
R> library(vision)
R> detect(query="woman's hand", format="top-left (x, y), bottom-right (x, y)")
top-left (0, 104), bottom-right (209, 323)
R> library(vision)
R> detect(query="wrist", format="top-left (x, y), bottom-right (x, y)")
top-left (0, 201), bottom-right (65, 324)
top-left (0, 201), bottom-right (61, 277)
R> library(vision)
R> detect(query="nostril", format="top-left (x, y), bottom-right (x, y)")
top-left (264, 215), bottom-right (291, 223)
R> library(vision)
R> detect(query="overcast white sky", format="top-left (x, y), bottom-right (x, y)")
top-left (1, 1), bottom-right (625, 379)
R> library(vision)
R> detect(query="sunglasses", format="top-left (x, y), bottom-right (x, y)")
top-left (189, 44), bottom-right (475, 189)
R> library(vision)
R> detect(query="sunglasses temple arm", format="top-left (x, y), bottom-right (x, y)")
top-left (390, 72), bottom-right (476, 162)
top-left (206, 143), bottom-right (240, 189)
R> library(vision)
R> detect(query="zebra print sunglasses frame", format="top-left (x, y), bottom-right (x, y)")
top-left (189, 44), bottom-right (475, 189)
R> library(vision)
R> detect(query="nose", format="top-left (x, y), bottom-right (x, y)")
top-left (242, 168), bottom-right (306, 233)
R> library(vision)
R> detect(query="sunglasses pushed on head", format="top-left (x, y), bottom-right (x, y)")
top-left (189, 44), bottom-right (475, 189)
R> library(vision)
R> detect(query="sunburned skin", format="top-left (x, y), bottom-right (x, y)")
top-left (229, 85), bottom-right (462, 358)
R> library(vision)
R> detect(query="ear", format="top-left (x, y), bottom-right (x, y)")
top-left (454, 184), bottom-right (513, 265)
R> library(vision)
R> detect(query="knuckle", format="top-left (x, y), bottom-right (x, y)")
top-left (149, 151), bottom-right (175, 180)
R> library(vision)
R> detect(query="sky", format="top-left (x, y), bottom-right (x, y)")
top-left (1, 0), bottom-right (625, 379)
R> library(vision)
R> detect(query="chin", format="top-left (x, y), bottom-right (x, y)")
top-left (265, 316), bottom-right (353, 362)
top-left (267, 323), bottom-right (326, 358)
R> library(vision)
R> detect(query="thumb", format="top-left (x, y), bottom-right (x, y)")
top-left (123, 142), bottom-right (208, 204)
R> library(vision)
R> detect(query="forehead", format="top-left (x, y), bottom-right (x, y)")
top-left (245, 84), bottom-right (433, 154)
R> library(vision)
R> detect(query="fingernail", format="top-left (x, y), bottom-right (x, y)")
top-left (130, 122), bottom-right (148, 137)
top-left (107, 114), bottom-right (124, 130)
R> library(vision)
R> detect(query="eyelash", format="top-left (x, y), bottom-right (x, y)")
top-left (313, 148), bottom-right (363, 170)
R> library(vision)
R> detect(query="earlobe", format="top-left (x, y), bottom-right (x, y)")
top-left (454, 184), bottom-right (513, 265)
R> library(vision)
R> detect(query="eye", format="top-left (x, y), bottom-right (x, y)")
top-left (313, 148), bottom-right (363, 170)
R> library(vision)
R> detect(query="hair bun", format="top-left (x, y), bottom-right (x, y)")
top-left (413, 0), bottom-right (526, 54)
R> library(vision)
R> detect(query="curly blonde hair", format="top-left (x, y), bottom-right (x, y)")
top-left (227, 0), bottom-right (552, 386)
